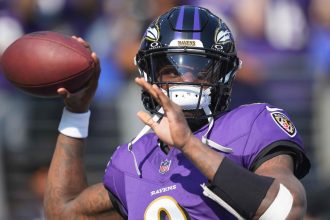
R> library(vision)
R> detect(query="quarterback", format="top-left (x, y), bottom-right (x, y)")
top-left (44, 6), bottom-right (310, 220)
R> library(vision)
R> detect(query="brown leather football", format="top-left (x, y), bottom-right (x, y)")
top-left (0, 31), bottom-right (95, 97)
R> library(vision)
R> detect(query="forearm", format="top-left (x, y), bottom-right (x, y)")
top-left (181, 137), bottom-right (305, 219)
top-left (44, 134), bottom-right (88, 216)
top-left (255, 157), bottom-right (307, 219)
top-left (181, 135), bottom-right (224, 181)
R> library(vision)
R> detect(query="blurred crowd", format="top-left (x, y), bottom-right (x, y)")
top-left (0, 0), bottom-right (329, 219)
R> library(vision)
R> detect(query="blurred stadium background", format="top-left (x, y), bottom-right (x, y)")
top-left (0, 0), bottom-right (329, 219)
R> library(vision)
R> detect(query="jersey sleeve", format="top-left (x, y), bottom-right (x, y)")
top-left (243, 105), bottom-right (310, 178)
top-left (103, 146), bottom-right (128, 216)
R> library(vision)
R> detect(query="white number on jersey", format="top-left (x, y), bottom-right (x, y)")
top-left (144, 196), bottom-right (188, 220)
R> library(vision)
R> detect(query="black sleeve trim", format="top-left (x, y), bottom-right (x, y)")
top-left (249, 140), bottom-right (311, 179)
top-left (108, 191), bottom-right (128, 220)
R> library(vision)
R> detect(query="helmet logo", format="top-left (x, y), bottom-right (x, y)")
top-left (212, 27), bottom-right (233, 52)
top-left (145, 26), bottom-right (160, 42)
top-left (215, 29), bottom-right (232, 43)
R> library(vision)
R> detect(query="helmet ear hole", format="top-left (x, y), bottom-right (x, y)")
top-left (141, 90), bottom-right (159, 114)
top-left (136, 56), bottom-right (146, 72)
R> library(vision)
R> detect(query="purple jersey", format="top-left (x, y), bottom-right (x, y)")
top-left (103, 103), bottom-right (309, 219)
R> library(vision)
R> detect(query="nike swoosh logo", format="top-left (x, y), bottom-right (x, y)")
top-left (266, 106), bottom-right (283, 112)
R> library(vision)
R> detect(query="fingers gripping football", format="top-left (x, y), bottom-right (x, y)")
top-left (72, 36), bottom-right (92, 53)
top-left (57, 37), bottom-right (101, 113)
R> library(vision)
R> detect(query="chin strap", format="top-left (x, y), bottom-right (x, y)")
top-left (128, 108), bottom-right (164, 177)
top-left (201, 106), bottom-right (233, 153)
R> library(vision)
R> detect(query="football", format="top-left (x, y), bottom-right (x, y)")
top-left (0, 31), bottom-right (95, 97)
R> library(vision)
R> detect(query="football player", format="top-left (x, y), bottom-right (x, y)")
top-left (44, 6), bottom-right (310, 220)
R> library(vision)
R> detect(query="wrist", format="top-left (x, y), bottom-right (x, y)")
top-left (58, 108), bottom-right (91, 138)
top-left (181, 134), bottom-right (199, 154)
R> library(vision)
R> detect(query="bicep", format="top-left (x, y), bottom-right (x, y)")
top-left (255, 154), bottom-right (307, 219)
top-left (62, 183), bottom-right (123, 220)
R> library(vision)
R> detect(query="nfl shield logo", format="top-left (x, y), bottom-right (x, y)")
top-left (159, 159), bottom-right (171, 174)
